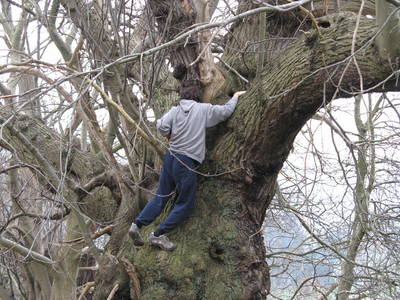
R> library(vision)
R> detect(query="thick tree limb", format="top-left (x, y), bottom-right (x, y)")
top-left (376, 0), bottom-right (400, 60)
top-left (0, 235), bottom-right (55, 266)
top-left (121, 258), bottom-right (141, 300)
top-left (385, 0), bottom-right (400, 7)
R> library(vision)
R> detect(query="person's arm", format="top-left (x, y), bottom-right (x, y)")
top-left (206, 91), bottom-right (246, 127)
top-left (156, 107), bottom-right (176, 137)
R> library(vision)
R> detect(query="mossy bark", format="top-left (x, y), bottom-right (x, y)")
top-left (126, 176), bottom-right (269, 299)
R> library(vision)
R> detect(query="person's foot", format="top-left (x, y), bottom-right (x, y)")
top-left (148, 232), bottom-right (176, 251)
top-left (128, 223), bottom-right (144, 246)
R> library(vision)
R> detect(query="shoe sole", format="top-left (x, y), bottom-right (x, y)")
top-left (149, 240), bottom-right (176, 251)
top-left (129, 231), bottom-right (144, 246)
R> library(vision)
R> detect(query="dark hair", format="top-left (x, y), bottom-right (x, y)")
top-left (179, 80), bottom-right (202, 102)
top-left (173, 64), bottom-right (187, 81)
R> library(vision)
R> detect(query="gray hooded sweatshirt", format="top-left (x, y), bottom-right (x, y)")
top-left (156, 97), bottom-right (239, 163)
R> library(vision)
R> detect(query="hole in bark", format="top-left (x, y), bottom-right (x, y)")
top-left (215, 247), bottom-right (224, 255)
top-left (318, 21), bottom-right (331, 28)
top-left (173, 63), bottom-right (187, 80)
top-left (209, 242), bottom-right (225, 261)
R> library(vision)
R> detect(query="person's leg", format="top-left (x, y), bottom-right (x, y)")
top-left (135, 152), bottom-right (176, 227)
top-left (155, 153), bottom-right (198, 235)
top-left (130, 152), bottom-right (176, 246)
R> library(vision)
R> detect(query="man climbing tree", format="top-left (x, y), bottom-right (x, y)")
top-left (129, 81), bottom-right (246, 250)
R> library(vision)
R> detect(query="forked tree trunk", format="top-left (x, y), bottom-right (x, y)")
top-left (121, 10), bottom-right (396, 299)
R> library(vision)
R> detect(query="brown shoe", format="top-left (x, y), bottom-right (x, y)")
top-left (128, 223), bottom-right (144, 246)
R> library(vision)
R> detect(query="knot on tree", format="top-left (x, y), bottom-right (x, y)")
top-left (209, 241), bottom-right (225, 262)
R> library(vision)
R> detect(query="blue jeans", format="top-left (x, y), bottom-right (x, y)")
top-left (136, 151), bottom-right (199, 233)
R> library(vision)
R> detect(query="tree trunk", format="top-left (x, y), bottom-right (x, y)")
top-left (336, 94), bottom-right (375, 299)
top-left (50, 212), bottom-right (83, 300)
top-left (336, 222), bottom-right (366, 300)
top-left (129, 175), bottom-right (270, 299)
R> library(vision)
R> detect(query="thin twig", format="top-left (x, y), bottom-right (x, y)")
top-left (63, 225), bottom-right (114, 245)
top-left (216, 56), bottom-right (249, 83)
top-left (78, 281), bottom-right (95, 300)
top-left (107, 284), bottom-right (119, 300)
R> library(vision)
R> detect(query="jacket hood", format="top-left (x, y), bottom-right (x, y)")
top-left (179, 99), bottom-right (197, 112)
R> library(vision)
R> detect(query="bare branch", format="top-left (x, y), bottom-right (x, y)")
top-left (89, 79), bottom-right (165, 157)
top-left (0, 235), bottom-right (55, 266)
top-left (385, 0), bottom-right (400, 7)
top-left (0, 208), bottom-right (70, 235)
top-left (106, 283), bottom-right (119, 300)
top-left (78, 282), bottom-right (95, 300)
top-left (63, 224), bottom-right (114, 245)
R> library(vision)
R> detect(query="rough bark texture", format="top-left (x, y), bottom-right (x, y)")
top-left (126, 177), bottom-right (269, 299)
top-left (376, 0), bottom-right (400, 60)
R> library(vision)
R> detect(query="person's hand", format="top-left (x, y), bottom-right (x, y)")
top-left (233, 91), bottom-right (246, 98)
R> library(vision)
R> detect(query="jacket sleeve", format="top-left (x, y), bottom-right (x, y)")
top-left (156, 107), bottom-right (176, 136)
top-left (205, 97), bottom-right (239, 128)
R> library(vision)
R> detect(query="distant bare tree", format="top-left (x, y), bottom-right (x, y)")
top-left (267, 93), bottom-right (400, 299)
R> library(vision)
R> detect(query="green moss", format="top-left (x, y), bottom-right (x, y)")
top-left (120, 178), bottom-right (246, 299)
top-left (80, 186), bottom-right (118, 222)
top-left (189, 254), bottom-right (206, 271)
top-left (141, 284), bottom-right (167, 300)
